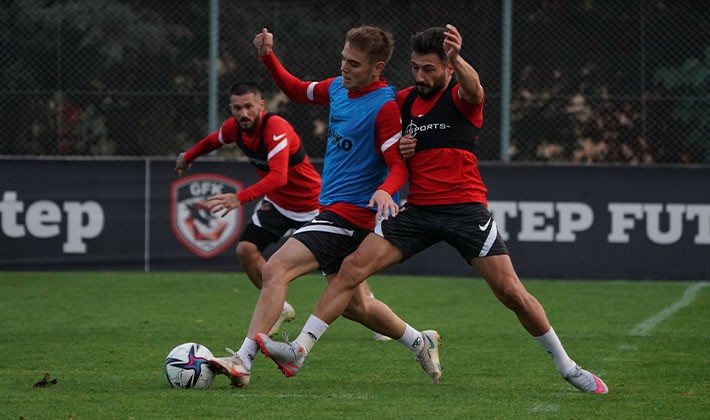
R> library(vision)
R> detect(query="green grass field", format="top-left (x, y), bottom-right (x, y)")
top-left (1, 272), bottom-right (708, 419)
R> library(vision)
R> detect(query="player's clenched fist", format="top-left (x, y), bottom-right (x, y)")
top-left (399, 134), bottom-right (417, 159)
top-left (254, 28), bottom-right (273, 55)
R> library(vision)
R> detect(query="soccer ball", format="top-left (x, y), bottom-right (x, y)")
top-left (164, 342), bottom-right (215, 389)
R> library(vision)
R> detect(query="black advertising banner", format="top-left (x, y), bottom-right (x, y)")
top-left (1, 158), bottom-right (708, 280)
top-left (489, 164), bottom-right (710, 280)
top-left (0, 159), bottom-right (265, 272)
top-left (390, 164), bottom-right (710, 280)
top-left (0, 159), bottom-right (145, 270)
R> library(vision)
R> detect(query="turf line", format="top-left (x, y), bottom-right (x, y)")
top-left (629, 282), bottom-right (709, 336)
top-left (530, 403), bottom-right (559, 413)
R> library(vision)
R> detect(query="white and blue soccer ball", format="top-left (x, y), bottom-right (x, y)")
top-left (164, 342), bottom-right (215, 389)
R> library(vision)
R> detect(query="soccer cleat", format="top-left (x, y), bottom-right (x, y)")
top-left (255, 333), bottom-right (305, 377)
top-left (372, 331), bottom-right (392, 342)
top-left (564, 365), bottom-right (608, 394)
top-left (416, 330), bottom-right (442, 384)
top-left (268, 302), bottom-right (296, 337)
top-left (207, 348), bottom-right (251, 388)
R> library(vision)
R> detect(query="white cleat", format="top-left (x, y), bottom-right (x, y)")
top-left (416, 330), bottom-right (442, 384)
top-left (207, 348), bottom-right (251, 388)
top-left (268, 302), bottom-right (296, 337)
top-left (372, 331), bottom-right (392, 342)
top-left (564, 365), bottom-right (608, 394)
top-left (256, 333), bottom-right (304, 377)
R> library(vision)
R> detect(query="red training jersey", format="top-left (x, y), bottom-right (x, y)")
top-left (184, 111), bottom-right (321, 212)
top-left (396, 85), bottom-right (487, 206)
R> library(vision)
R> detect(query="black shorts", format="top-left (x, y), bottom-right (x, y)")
top-left (375, 202), bottom-right (508, 263)
top-left (291, 211), bottom-right (371, 275)
top-left (239, 200), bottom-right (316, 252)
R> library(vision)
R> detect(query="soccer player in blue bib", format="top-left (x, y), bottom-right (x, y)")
top-left (208, 26), bottom-right (441, 388)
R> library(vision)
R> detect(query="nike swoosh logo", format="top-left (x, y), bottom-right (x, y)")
top-left (273, 133), bottom-right (286, 141)
top-left (230, 367), bottom-right (249, 377)
top-left (478, 217), bottom-right (491, 231)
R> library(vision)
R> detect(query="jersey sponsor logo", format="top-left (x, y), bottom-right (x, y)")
top-left (171, 174), bottom-right (244, 258)
top-left (272, 133), bottom-right (286, 141)
top-left (327, 127), bottom-right (353, 151)
top-left (404, 120), bottom-right (451, 137)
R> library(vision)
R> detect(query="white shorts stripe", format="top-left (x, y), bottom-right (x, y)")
top-left (478, 220), bottom-right (498, 257)
top-left (265, 196), bottom-right (319, 222)
top-left (251, 198), bottom-right (319, 226)
top-left (295, 224), bottom-right (355, 237)
top-left (373, 218), bottom-right (384, 237)
top-left (251, 212), bottom-right (261, 227)
top-left (307, 82), bottom-right (317, 101)
top-left (251, 199), bottom-right (264, 227)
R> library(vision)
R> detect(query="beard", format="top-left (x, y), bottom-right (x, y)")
top-left (238, 117), bottom-right (258, 132)
top-left (415, 79), bottom-right (447, 100)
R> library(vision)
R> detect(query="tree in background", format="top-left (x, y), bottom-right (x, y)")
top-left (655, 47), bottom-right (710, 164)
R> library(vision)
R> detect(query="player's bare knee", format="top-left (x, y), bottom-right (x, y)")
top-left (340, 254), bottom-right (371, 287)
top-left (342, 305), bottom-right (359, 321)
top-left (261, 261), bottom-right (288, 289)
top-left (493, 280), bottom-right (527, 310)
top-left (342, 298), bottom-right (368, 322)
top-left (236, 241), bottom-right (260, 265)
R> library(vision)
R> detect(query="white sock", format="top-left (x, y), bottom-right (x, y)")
top-left (534, 327), bottom-right (576, 375)
top-left (293, 315), bottom-right (329, 357)
top-left (397, 324), bottom-right (424, 356)
top-left (236, 337), bottom-right (258, 370)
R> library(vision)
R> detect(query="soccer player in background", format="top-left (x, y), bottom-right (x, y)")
top-left (175, 82), bottom-right (320, 337)
top-left (207, 26), bottom-right (442, 388)
top-left (258, 25), bottom-right (609, 394)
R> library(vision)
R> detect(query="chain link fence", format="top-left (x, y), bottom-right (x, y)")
top-left (2, 0), bottom-right (708, 164)
top-left (510, 1), bottom-right (710, 164)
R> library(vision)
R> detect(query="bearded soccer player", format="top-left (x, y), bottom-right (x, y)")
top-left (175, 82), bottom-right (320, 337)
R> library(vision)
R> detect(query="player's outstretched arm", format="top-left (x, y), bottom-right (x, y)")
top-left (444, 24), bottom-right (483, 105)
top-left (174, 152), bottom-right (191, 176)
top-left (254, 28), bottom-right (331, 104)
top-left (175, 131), bottom-right (223, 176)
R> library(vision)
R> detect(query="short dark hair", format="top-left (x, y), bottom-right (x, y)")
top-left (229, 82), bottom-right (262, 98)
top-left (345, 26), bottom-right (395, 65)
top-left (411, 27), bottom-right (447, 61)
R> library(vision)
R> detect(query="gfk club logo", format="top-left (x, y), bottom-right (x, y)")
top-left (171, 174), bottom-right (243, 258)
